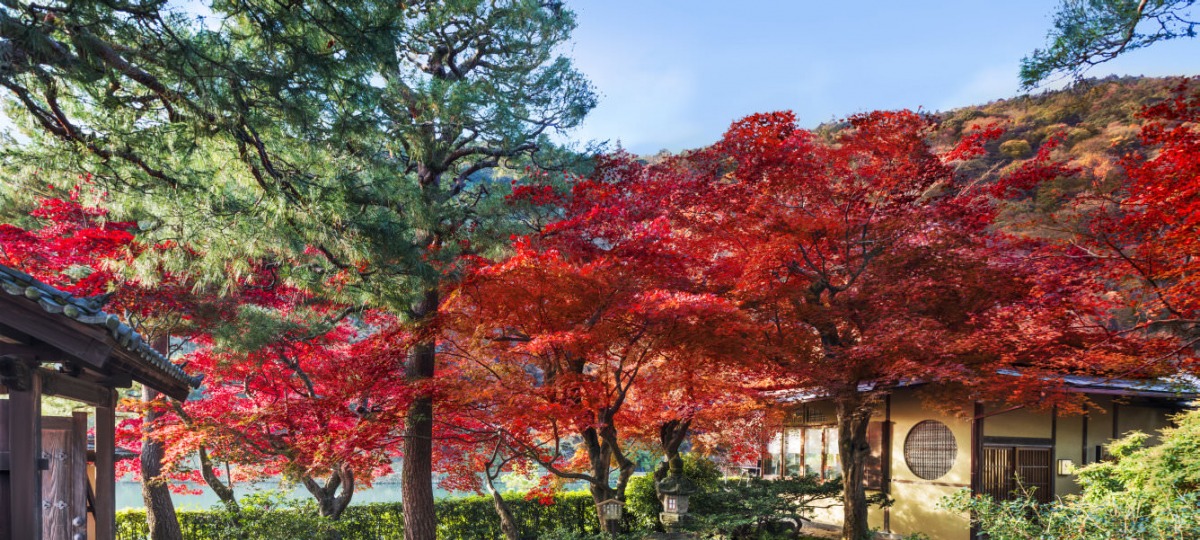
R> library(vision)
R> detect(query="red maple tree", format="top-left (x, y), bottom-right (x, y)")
top-left (661, 110), bottom-right (1169, 540)
top-left (1013, 81), bottom-right (1200, 359)
top-left (442, 155), bottom-right (765, 534)
top-left (1, 188), bottom-right (409, 520)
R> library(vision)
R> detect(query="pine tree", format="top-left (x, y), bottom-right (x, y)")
top-left (0, 2), bottom-right (594, 538)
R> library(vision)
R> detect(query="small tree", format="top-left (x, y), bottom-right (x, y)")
top-left (147, 312), bottom-right (411, 520)
top-left (444, 156), bottom-right (761, 534)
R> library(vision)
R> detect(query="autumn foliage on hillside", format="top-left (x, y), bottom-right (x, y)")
top-left (996, 79), bottom-right (1200, 368)
top-left (1122, 84), bottom-right (1200, 329)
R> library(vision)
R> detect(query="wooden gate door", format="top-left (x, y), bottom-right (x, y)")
top-left (42, 412), bottom-right (88, 540)
top-left (980, 444), bottom-right (1053, 503)
top-left (980, 446), bottom-right (1014, 501)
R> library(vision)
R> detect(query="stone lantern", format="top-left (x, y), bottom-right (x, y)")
top-left (655, 455), bottom-right (697, 532)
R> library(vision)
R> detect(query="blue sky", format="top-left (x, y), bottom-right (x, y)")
top-left (563, 1), bottom-right (1200, 154)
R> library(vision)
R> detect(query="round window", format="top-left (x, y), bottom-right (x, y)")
top-left (903, 420), bottom-right (957, 480)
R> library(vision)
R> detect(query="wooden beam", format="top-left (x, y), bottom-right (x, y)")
top-left (0, 297), bottom-right (112, 368)
top-left (0, 322), bottom-right (34, 345)
top-left (94, 389), bottom-right (116, 540)
top-left (1081, 406), bottom-right (1089, 465)
top-left (8, 367), bottom-right (42, 540)
top-left (882, 394), bottom-right (892, 534)
top-left (0, 343), bottom-right (60, 359)
top-left (969, 401), bottom-right (984, 539)
top-left (1050, 405), bottom-right (1058, 496)
top-left (41, 369), bottom-right (115, 407)
top-left (1112, 400), bottom-right (1121, 440)
top-left (982, 436), bottom-right (1054, 447)
top-left (0, 452), bottom-right (49, 472)
top-left (97, 373), bottom-right (133, 388)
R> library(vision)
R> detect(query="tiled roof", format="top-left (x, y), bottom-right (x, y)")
top-left (775, 371), bottom-right (1199, 404)
top-left (998, 369), bottom-right (1199, 397)
top-left (0, 264), bottom-right (201, 390)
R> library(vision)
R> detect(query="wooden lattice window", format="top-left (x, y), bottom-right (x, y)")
top-left (903, 420), bottom-right (957, 480)
top-left (981, 444), bottom-right (1052, 503)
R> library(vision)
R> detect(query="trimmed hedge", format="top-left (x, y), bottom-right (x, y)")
top-left (116, 492), bottom-right (601, 540)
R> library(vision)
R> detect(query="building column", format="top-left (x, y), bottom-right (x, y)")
top-left (95, 388), bottom-right (117, 540)
top-left (8, 364), bottom-right (43, 539)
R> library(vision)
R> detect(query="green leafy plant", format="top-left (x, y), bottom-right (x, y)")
top-left (689, 476), bottom-right (842, 540)
top-left (625, 453), bottom-right (724, 531)
top-left (944, 409), bottom-right (1200, 540)
top-left (116, 491), bottom-right (601, 540)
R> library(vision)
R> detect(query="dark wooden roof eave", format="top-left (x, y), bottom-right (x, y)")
top-left (107, 346), bottom-right (192, 401)
top-left (0, 265), bottom-right (198, 400)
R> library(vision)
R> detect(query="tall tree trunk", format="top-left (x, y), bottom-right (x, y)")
top-left (485, 469), bottom-right (520, 540)
top-left (837, 396), bottom-right (874, 540)
top-left (402, 288), bottom-right (439, 540)
top-left (141, 387), bottom-right (183, 540)
top-left (302, 465), bottom-right (355, 520)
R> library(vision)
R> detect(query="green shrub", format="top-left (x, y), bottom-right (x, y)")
top-left (116, 491), bottom-right (600, 540)
top-left (689, 476), bottom-right (841, 540)
top-left (625, 453), bottom-right (723, 531)
top-left (999, 139), bottom-right (1033, 159)
top-left (944, 409), bottom-right (1200, 540)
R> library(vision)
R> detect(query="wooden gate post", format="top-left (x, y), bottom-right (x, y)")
top-left (95, 389), bottom-right (117, 540)
top-left (9, 366), bottom-right (43, 539)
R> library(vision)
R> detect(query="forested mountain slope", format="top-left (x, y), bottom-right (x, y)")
top-left (931, 76), bottom-right (1194, 221)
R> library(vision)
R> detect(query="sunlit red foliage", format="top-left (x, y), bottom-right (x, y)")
top-left (993, 80), bottom-right (1200, 373)
top-left (442, 153), bottom-right (769, 532)
top-left (652, 109), bottom-right (1174, 540)
top-left (1108, 81), bottom-right (1200, 337)
top-left (0, 190), bottom-right (410, 515)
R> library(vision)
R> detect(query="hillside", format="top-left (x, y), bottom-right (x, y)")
top-left (933, 76), bottom-right (1195, 220)
top-left (935, 75), bottom-right (1184, 167)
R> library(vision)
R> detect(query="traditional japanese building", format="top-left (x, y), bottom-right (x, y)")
top-left (0, 264), bottom-right (200, 540)
top-left (762, 377), bottom-right (1197, 540)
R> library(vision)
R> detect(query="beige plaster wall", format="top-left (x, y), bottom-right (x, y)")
top-left (980, 405), bottom-right (1051, 438)
top-left (1087, 394), bottom-right (1117, 451)
top-left (1119, 403), bottom-right (1175, 443)
top-left (884, 391), bottom-right (971, 540)
top-left (1054, 413), bottom-right (1085, 497)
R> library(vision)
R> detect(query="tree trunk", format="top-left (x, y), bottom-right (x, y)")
top-left (588, 481), bottom-right (623, 536)
top-left (402, 288), bottom-right (439, 540)
top-left (582, 418), bottom-right (636, 535)
top-left (303, 466), bottom-right (355, 520)
top-left (141, 387), bottom-right (183, 540)
top-left (657, 418), bottom-right (691, 482)
top-left (485, 470), bottom-right (520, 540)
top-left (837, 397), bottom-right (875, 540)
top-left (198, 445), bottom-right (239, 513)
